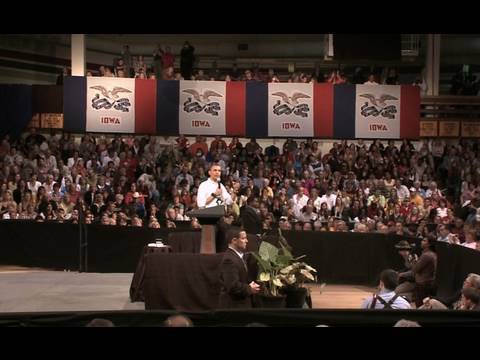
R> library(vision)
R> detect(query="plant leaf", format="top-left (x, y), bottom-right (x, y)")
top-left (280, 265), bottom-right (293, 274)
top-left (272, 277), bottom-right (284, 287)
top-left (304, 264), bottom-right (317, 273)
top-left (259, 241), bottom-right (279, 261)
top-left (279, 241), bottom-right (293, 258)
top-left (259, 272), bottom-right (271, 282)
top-left (252, 253), bottom-right (271, 272)
top-left (300, 269), bottom-right (315, 281)
top-left (277, 255), bottom-right (292, 268)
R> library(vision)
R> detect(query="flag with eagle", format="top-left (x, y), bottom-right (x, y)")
top-left (64, 76), bottom-right (157, 134)
top-left (63, 77), bottom-right (420, 138)
top-left (86, 77), bottom-right (135, 133)
top-left (268, 83), bottom-right (314, 136)
top-left (178, 81), bottom-right (227, 135)
top-left (244, 82), bottom-right (335, 138)
top-left (332, 84), bottom-right (420, 139)
top-left (156, 80), bottom-right (246, 136)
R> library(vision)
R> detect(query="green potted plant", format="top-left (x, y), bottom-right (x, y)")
top-left (252, 227), bottom-right (318, 308)
top-left (252, 240), bottom-right (293, 308)
top-left (278, 259), bottom-right (317, 308)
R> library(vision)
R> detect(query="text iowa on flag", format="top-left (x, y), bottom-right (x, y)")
top-left (64, 76), bottom-right (156, 134)
top-left (355, 85), bottom-right (401, 139)
top-left (333, 84), bottom-right (420, 139)
top-left (268, 83), bottom-right (314, 137)
top-left (86, 77), bottom-right (136, 133)
top-left (179, 81), bottom-right (227, 135)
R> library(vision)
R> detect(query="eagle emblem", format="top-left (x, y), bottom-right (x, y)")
top-left (359, 94), bottom-right (398, 108)
top-left (182, 89), bottom-right (223, 116)
top-left (90, 86), bottom-right (132, 100)
top-left (271, 91), bottom-right (311, 117)
top-left (359, 93), bottom-right (398, 119)
top-left (271, 91), bottom-right (311, 106)
top-left (182, 89), bottom-right (223, 104)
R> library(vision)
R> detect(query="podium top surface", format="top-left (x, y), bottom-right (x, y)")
top-left (187, 205), bottom-right (225, 220)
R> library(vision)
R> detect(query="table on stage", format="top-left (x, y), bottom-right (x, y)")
top-left (129, 245), bottom-right (172, 302)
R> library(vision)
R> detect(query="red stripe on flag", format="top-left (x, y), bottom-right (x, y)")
top-left (135, 79), bottom-right (157, 134)
top-left (314, 83), bottom-right (334, 137)
top-left (226, 81), bottom-right (246, 136)
top-left (400, 85), bottom-right (420, 139)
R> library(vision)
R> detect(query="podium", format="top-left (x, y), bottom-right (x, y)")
top-left (187, 205), bottom-right (225, 254)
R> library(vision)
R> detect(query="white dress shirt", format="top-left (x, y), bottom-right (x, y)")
top-left (361, 290), bottom-right (411, 309)
top-left (197, 178), bottom-right (233, 208)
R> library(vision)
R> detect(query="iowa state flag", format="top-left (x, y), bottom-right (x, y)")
top-left (156, 80), bottom-right (246, 136)
top-left (245, 82), bottom-right (419, 139)
top-left (331, 84), bottom-right (420, 139)
top-left (64, 76), bottom-right (156, 134)
top-left (64, 78), bottom-right (419, 139)
top-left (245, 82), bottom-right (336, 138)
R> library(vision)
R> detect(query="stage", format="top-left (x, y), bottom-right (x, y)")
top-left (3, 269), bottom-right (480, 327)
top-left (0, 268), bottom-right (144, 313)
top-left (0, 268), bottom-right (373, 313)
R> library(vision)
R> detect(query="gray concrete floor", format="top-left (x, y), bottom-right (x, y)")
top-left (0, 271), bottom-right (145, 313)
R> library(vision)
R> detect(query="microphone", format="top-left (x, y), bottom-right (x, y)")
top-left (216, 179), bottom-right (222, 205)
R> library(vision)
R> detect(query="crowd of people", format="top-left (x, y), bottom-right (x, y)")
top-left (60, 43), bottom-right (426, 93)
top-left (1, 129), bottom-right (480, 253)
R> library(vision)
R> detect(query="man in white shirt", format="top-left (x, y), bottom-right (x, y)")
top-left (292, 186), bottom-right (309, 218)
top-left (395, 179), bottom-right (410, 202)
top-left (197, 163), bottom-right (233, 208)
top-left (315, 187), bottom-right (337, 211)
top-left (361, 269), bottom-right (411, 309)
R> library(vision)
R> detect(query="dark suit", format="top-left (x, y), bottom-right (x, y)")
top-left (411, 249), bottom-right (437, 307)
top-left (218, 248), bottom-right (254, 309)
top-left (84, 190), bottom-right (95, 207)
top-left (240, 205), bottom-right (262, 235)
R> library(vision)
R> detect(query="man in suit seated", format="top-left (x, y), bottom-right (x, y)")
top-left (218, 230), bottom-right (261, 308)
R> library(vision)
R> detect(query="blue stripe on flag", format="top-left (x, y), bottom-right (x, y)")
top-left (63, 76), bottom-right (86, 133)
top-left (333, 84), bottom-right (356, 139)
top-left (156, 80), bottom-right (179, 135)
top-left (246, 82), bottom-right (268, 137)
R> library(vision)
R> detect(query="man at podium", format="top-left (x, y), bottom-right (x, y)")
top-left (197, 163), bottom-right (233, 208)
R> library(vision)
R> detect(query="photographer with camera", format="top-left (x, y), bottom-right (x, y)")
top-left (398, 235), bottom-right (437, 308)
top-left (394, 240), bottom-right (418, 302)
